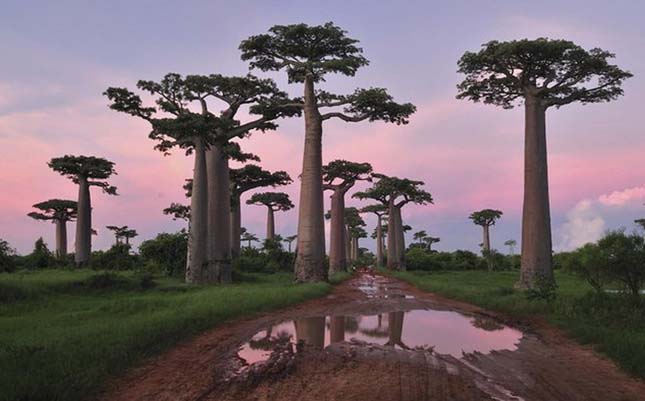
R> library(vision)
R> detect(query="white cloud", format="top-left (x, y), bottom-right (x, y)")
top-left (598, 186), bottom-right (645, 206)
top-left (557, 200), bottom-right (605, 251)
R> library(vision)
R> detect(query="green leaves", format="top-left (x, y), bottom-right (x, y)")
top-left (355, 174), bottom-right (433, 206)
top-left (344, 88), bottom-right (416, 124)
top-left (469, 209), bottom-right (503, 227)
top-left (230, 165), bottom-right (292, 194)
top-left (28, 199), bottom-right (78, 222)
top-left (49, 155), bottom-right (117, 184)
top-left (322, 160), bottom-right (372, 188)
top-left (246, 192), bottom-right (294, 211)
top-left (240, 22), bottom-right (369, 82)
top-left (457, 38), bottom-right (632, 109)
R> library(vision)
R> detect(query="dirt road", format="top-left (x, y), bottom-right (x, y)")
top-left (99, 273), bottom-right (645, 401)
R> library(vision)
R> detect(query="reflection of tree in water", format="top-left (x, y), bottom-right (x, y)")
top-left (385, 311), bottom-right (411, 350)
top-left (358, 314), bottom-right (389, 338)
top-left (294, 317), bottom-right (326, 350)
top-left (248, 325), bottom-right (294, 350)
top-left (329, 316), bottom-right (345, 343)
top-left (471, 316), bottom-right (504, 332)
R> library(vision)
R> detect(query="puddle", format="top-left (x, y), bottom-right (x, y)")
top-left (237, 309), bottom-right (522, 368)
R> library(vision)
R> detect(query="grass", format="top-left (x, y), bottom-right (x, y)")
top-left (392, 270), bottom-right (645, 378)
top-left (0, 269), bottom-right (332, 401)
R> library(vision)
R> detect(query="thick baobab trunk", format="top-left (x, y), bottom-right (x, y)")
top-left (230, 195), bottom-right (241, 258)
top-left (75, 177), bottom-right (91, 266)
top-left (328, 189), bottom-right (347, 275)
top-left (375, 215), bottom-right (384, 268)
top-left (266, 207), bottom-right (275, 241)
top-left (206, 144), bottom-right (232, 283)
top-left (295, 75), bottom-right (326, 282)
top-left (55, 219), bottom-right (67, 257)
top-left (394, 207), bottom-right (406, 270)
top-left (518, 97), bottom-right (554, 289)
top-left (186, 139), bottom-right (208, 284)
top-left (329, 316), bottom-right (345, 343)
top-left (386, 200), bottom-right (399, 270)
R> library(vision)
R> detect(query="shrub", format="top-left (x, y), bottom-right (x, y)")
top-left (20, 237), bottom-right (55, 270)
top-left (139, 231), bottom-right (187, 276)
top-left (0, 239), bottom-right (17, 273)
top-left (599, 231), bottom-right (645, 301)
top-left (561, 243), bottom-right (611, 294)
top-left (91, 244), bottom-right (138, 271)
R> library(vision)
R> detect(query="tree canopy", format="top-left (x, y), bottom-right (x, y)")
top-left (457, 38), bottom-right (633, 109)
top-left (354, 174), bottom-right (433, 207)
top-left (323, 160), bottom-right (372, 191)
top-left (469, 209), bottom-right (503, 227)
top-left (246, 192), bottom-right (294, 211)
top-left (163, 203), bottom-right (191, 221)
top-left (28, 199), bottom-right (78, 222)
top-left (231, 164), bottom-right (292, 194)
top-left (48, 155), bottom-right (118, 194)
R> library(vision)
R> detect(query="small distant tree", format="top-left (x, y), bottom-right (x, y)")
top-left (634, 219), bottom-right (645, 231)
top-left (26, 237), bottom-right (54, 269)
top-left (230, 164), bottom-right (292, 258)
top-left (361, 204), bottom-right (388, 268)
top-left (246, 192), bottom-right (294, 241)
top-left (27, 199), bottom-right (77, 257)
top-left (457, 38), bottom-right (632, 289)
top-left (505, 239), bottom-right (517, 255)
top-left (413, 230), bottom-right (428, 246)
top-left (323, 160), bottom-right (372, 274)
top-left (106, 225), bottom-right (129, 245)
top-left (241, 232), bottom-right (260, 249)
top-left (241, 22), bottom-right (415, 282)
top-left (283, 235), bottom-right (297, 253)
top-left (48, 155), bottom-right (117, 266)
top-left (424, 237), bottom-right (440, 251)
top-left (355, 175), bottom-right (432, 270)
top-left (469, 209), bottom-right (503, 264)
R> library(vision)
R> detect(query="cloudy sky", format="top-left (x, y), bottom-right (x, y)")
top-left (1, 0), bottom-right (644, 254)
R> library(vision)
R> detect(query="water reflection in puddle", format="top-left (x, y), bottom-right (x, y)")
top-left (237, 309), bottom-right (522, 366)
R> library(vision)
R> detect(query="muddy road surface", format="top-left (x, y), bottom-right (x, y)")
top-left (100, 272), bottom-right (645, 401)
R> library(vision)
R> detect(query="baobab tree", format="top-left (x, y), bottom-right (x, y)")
top-left (48, 156), bottom-right (117, 266)
top-left (469, 209), bottom-right (502, 254)
top-left (121, 228), bottom-right (138, 245)
top-left (246, 192), bottom-right (294, 241)
top-left (413, 230), bottom-right (428, 247)
top-left (361, 204), bottom-right (388, 268)
top-left (323, 160), bottom-right (372, 274)
top-left (241, 22), bottom-right (415, 282)
top-left (425, 236), bottom-right (440, 251)
top-left (27, 199), bottom-right (77, 257)
top-left (106, 225), bottom-right (128, 245)
top-left (457, 39), bottom-right (631, 288)
top-left (344, 207), bottom-right (366, 265)
top-left (231, 164), bottom-right (292, 257)
top-left (283, 235), bottom-right (297, 252)
top-left (106, 73), bottom-right (298, 284)
top-left (241, 231), bottom-right (259, 249)
top-left (505, 239), bottom-right (517, 255)
top-left (355, 175), bottom-right (432, 270)
top-left (634, 219), bottom-right (645, 231)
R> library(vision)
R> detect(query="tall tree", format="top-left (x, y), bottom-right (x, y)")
top-left (246, 192), bottom-right (294, 241)
top-left (241, 22), bottom-right (415, 282)
top-left (323, 160), bottom-right (372, 274)
top-left (283, 235), bottom-right (297, 253)
top-left (344, 207), bottom-right (366, 265)
top-left (355, 175), bottom-right (432, 270)
top-left (457, 39), bottom-right (631, 288)
top-left (231, 164), bottom-right (292, 257)
top-left (106, 73), bottom-right (298, 284)
top-left (361, 204), bottom-right (388, 268)
top-left (241, 231), bottom-right (259, 249)
top-left (121, 228), bottom-right (138, 245)
top-left (27, 199), bottom-right (77, 257)
top-left (48, 156), bottom-right (117, 266)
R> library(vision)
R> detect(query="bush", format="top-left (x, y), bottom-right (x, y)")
top-left (561, 243), bottom-right (610, 294)
top-left (405, 248), bottom-right (488, 271)
top-left (91, 244), bottom-right (138, 271)
top-left (139, 231), bottom-right (187, 276)
top-left (599, 231), bottom-right (645, 301)
top-left (19, 237), bottom-right (55, 270)
top-left (0, 239), bottom-right (17, 273)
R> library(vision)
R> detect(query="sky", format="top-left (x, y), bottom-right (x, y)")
top-left (1, 0), bottom-right (644, 255)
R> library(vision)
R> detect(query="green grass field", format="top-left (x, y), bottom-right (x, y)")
top-left (393, 270), bottom-right (645, 378)
top-left (0, 269), bottom-right (335, 401)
